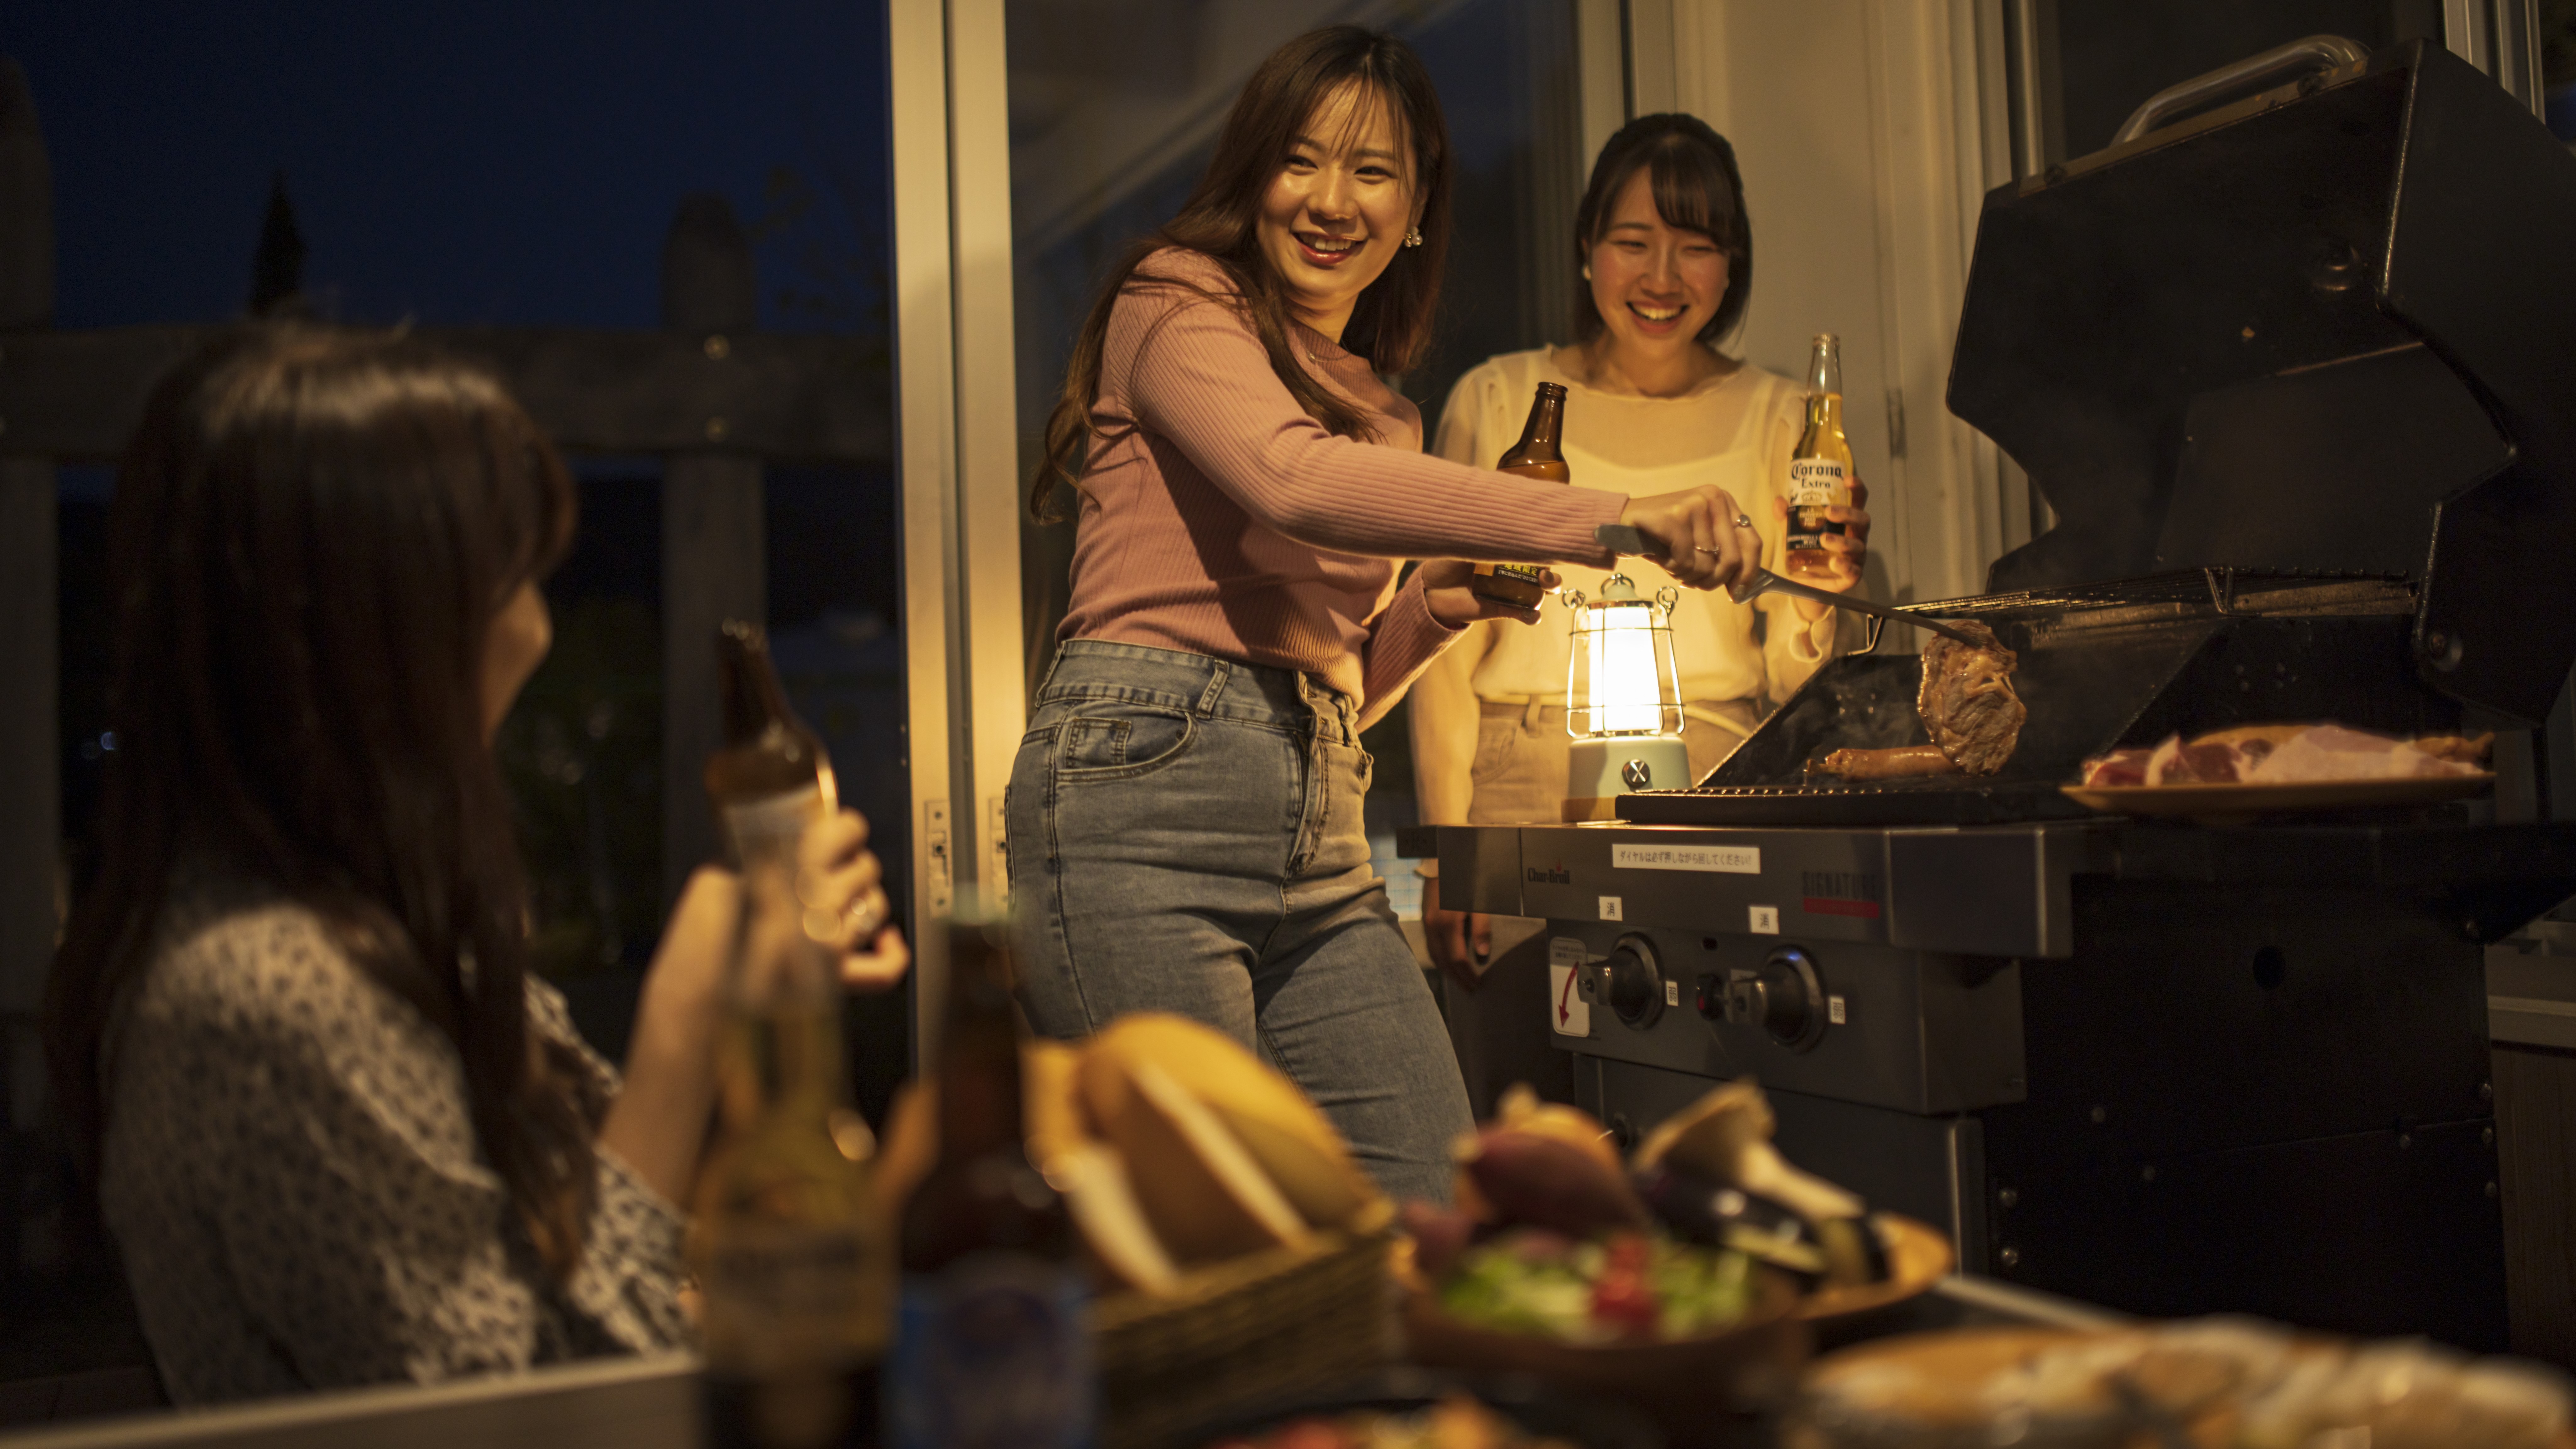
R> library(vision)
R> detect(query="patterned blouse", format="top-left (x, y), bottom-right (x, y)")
top-left (99, 876), bottom-right (695, 1403)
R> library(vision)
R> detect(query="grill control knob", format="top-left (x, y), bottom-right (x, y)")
top-left (1604, 935), bottom-right (1665, 1029)
top-left (1748, 947), bottom-right (1829, 1052)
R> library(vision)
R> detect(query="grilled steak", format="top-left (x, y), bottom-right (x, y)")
top-left (1917, 621), bottom-right (2025, 775)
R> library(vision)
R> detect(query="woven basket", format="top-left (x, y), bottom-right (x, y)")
top-left (1093, 1208), bottom-right (1397, 1448)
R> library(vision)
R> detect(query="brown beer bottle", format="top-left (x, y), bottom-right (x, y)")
top-left (693, 869), bottom-right (887, 1449)
top-left (887, 913), bottom-right (1095, 1449)
top-left (707, 620), bottom-right (839, 865)
top-left (696, 619), bottom-right (885, 1449)
top-left (1470, 381), bottom-right (1571, 608)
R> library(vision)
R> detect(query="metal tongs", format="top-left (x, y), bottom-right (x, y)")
top-left (1592, 523), bottom-right (1981, 645)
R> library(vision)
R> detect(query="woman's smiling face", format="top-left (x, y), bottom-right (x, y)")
top-left (1586, 165), bottom-right (1730, 359)
top-left (1256, 81), bottom-right (1416, 341)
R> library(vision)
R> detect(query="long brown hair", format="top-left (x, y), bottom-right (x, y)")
top-left (1572, 113), bottom-right (1754, 346)
top-left (1028, 25), bottom-right (1452, 521)
top-left (44, 324), bottom-right (598, 1276)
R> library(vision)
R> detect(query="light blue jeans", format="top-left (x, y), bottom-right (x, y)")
top-left (1006, 640), bottom-right (1472, 1205)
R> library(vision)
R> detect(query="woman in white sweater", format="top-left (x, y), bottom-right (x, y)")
top-left (1408, 114), bottom-right (1872, 1113)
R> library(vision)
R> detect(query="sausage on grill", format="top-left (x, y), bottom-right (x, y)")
top-left (1810, 744), bottom-right (1961, 780)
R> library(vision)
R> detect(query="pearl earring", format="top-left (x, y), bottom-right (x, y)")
top-left (1582, 264), bottom-right (1592, 280)
top-left (1403, 226), bottom-right (1423, 248)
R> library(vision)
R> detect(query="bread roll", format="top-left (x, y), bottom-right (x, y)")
top-left (1047, 1142), bottom-right (1182, 1295)
top-left (1637, 1081), bottom-right (1864, 1222)
top-left (1494, 1084), bottom-right (1622, 1176)
top-left (1080, 1052), bottom-right (1311, 1263)
top-left (1022, 1038), bottom-right (1089, 1169)
top-left (1085, 1013), bottom-right (1379, 1231)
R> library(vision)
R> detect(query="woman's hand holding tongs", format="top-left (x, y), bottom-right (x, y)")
top-left (1618, 484), bottom-right (1766, 591)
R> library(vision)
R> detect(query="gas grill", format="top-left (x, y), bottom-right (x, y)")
top-left (1433, 39), bottom-right (2576, 1349)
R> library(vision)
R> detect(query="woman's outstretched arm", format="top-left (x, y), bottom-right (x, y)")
top-left (1117, 262), bottom-right (1623, 566)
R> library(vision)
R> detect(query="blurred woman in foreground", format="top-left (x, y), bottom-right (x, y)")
top-left (43, 325), bottom-right (905, 1402)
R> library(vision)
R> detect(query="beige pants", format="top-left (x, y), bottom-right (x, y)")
top-left (1440, 699), bottom-right (1760, 1116)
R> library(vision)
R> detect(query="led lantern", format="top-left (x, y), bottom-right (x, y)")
top-left (1563, 573), bottom-right (1689, 822)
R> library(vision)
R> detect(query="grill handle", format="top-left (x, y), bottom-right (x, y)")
top-left (2109, 34), bottom-right (2371, 147)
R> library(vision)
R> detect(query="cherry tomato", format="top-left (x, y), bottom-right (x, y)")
top-left (1591, 1269), bottom-right (1660, 1335)
top-left (1603, 1232), bottom-right (1652, 1273)
top-left (1271, 1419), bottom-right (1349, 1449)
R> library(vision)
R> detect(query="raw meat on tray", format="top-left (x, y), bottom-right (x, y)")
top-left (2078, 725), bottom-right (2492, 788)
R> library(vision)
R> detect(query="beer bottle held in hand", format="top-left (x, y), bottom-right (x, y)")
top-left (1785, 334), bottom-right (1853, 582)
top-left (1470, 381), bottom-right (1570, 608)
top-left (889, 914), bottom-right (1095, 1449)
top-left (708, 620), bottom-right (838, 866)
top-left (696, 622), bottom-right (888, 1449)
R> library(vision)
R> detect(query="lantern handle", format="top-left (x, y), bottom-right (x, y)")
top-left (1654, 585), bottom-right (1680, 614)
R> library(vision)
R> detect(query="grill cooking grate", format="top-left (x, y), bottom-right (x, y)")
top-left (1621, 778), bottom-right (2094, 827)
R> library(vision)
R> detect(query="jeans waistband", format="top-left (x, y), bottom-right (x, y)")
top-left (1040, 640), bottom-right (1358, 744)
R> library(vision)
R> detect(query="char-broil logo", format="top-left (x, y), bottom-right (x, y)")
top-left (1800, 870), bottom-right (1883, 920)
top-left (1527, 863), bottom-right (1572, 884)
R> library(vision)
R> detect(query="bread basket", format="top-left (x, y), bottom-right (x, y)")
top-left (1093, 1202), bottom-right (1399, 1449)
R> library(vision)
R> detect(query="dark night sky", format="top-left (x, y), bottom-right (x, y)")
top-left (9, 1), bottom-right (887, 332)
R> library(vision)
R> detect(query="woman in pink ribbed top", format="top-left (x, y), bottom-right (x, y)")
top-left (1005, 27), bottom-right (1768, 1203)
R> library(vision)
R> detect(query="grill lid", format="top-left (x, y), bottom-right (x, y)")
top-left (1950, 40), bottom-right (2576, 724)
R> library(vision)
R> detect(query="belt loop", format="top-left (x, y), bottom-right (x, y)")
top-left (1193, 658), bottom-right (1231, 717)
top-left (1522, 696), bottom-right (1543, 733)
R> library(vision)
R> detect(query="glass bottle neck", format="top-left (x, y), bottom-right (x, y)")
top-left (937, 932), bottom-right (1026, 1160)
top-left (717, 629), bottom-right (796, 744)
top-left (1517, 396), bottom-right (1564, 452)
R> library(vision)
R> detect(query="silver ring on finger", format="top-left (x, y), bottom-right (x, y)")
top-left (1693, 546), bottom-right (1718, 554)
top-left (845, 892), bottom-right (887, 941)
top-left (1732, 513), bottom-right (1754, 529)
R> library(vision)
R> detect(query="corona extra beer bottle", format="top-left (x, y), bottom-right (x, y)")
top-left (1785, 335), bottom-right (1852, 582)
top-left (1470, 381), bottom-right (1569, 608)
